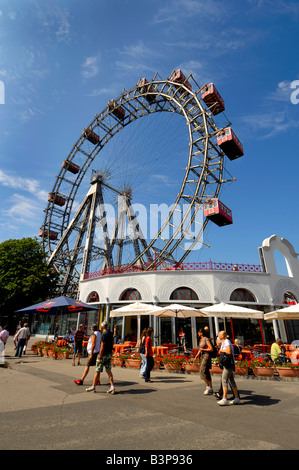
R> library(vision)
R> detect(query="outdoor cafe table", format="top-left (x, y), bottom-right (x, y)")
top-left (113, 344), bottom-right (129, 354)
top-left (152, 346), bottom-right (168, 355)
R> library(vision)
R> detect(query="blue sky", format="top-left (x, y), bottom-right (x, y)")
top-left (0, 0), bottom-right (299, 271)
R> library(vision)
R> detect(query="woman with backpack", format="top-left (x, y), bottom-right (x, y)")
top-left (194, 328), bottom-right (214, 395)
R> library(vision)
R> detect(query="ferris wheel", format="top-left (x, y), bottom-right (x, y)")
top-left (40, 70), bottom-right (244, 297)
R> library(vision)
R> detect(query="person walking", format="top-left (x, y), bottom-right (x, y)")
top-left (144, 327), bottom-right (154, 383)
top-left (13, 321), bottom-right (22, 349)
top-left (194, 328), bottom-right (213, 395)
top-left (74, 324), bottom-right (101, 385)
top-left (86, 320), bottom-right (115, 394)
top-left (217, 330), bottom-right (240, 406)
top-left (0, 325), bottom-right (9, 363)
top-left (72, 324), bottom-right (84, 366)
top-left (15, 323), bottom-right (30, 357)
top-left (138, 328), bottom-right (147, 378)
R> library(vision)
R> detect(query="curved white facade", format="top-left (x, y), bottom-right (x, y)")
top-left (79, 235), bottom-right (299, 346)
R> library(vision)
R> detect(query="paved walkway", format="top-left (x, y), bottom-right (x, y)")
top-left (1, 336), bottom-right (299, 451)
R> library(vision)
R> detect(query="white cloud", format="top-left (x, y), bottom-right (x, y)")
top-left (267, 81), bottom-right (293, 102)
top-left (241, 110), bottom-right (299, 138)
top-left (81, 56), bottom-right (100, 79)
top-left (0, 169), bottom-right (48, 201)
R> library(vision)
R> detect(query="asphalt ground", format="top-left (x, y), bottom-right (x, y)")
top-left (1, 336), bottom-right (299, 457)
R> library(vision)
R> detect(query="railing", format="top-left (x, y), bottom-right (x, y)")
top-left (84, 261), bottom-right (263, 280)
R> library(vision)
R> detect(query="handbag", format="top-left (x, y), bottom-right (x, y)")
top-left (139, 338), bottom-right (146, 354)
top-left (219, 353), bottom-right (235, 370)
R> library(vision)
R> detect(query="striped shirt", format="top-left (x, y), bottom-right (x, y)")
top-left (74, 329), bottom-right (84, 343)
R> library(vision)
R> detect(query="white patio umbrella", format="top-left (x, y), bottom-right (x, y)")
top-left (147, 303), bottom-right (207, 318)
top-left (147, 303), bottom-right (207, 352)
top-left (110, 301), bottom-right (163, 317)
top-left (199, 302), bottom-right (264, 319)
top-left (264, 304), bottom-right (299, 321)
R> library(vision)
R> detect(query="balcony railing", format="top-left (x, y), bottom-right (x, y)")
top-left (83, 261), bottom-right (263, 280)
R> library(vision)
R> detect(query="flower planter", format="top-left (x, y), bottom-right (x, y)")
top-left (48, 351), bottom-right (57, 359)
top-left (184, 363), bottom-right (200, 373)
top-left (252, 367), bottom-right (275, 377)
top-left (111, 358), bottom-right (124, 367)
top-left (125, 359), bottom-right (141, 368)
top-left (153, 361), bottom-right (161, 370)
top-left (210, 364), bottom-right (222, 374)
top-left (235, 367), bottom-right (249, 375)
top-left (42, 349), bottom-right (49, 356)
top-left (276, 367), bottom-right (299, 378)
top-left (164, 363), bottom-right (182, 372)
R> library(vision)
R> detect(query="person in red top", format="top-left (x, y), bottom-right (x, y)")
top-left (144, 327), bottom-right (154, 383)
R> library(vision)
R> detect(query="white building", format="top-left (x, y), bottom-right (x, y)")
top-left (79, 234), bottom-right (299, 348)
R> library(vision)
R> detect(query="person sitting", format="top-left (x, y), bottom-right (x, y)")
top-left (271, 338), bottom-right (284, 363)
top-left (233, 339), bottom-right (242, 357)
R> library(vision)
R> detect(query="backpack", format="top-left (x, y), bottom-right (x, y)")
top-left (139, 338), bottom-right (146, 354)
top-left (209, 339), bottom-right (218, 358)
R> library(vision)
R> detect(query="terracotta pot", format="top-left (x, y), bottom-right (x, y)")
top-left (276, 367), bottom-right (299, 378)
top-left (235, 367), bottom-right (249, 375)
top-left (62, 352), bottom-right (70, 359)
top-left (184, 363), bottom-right (200, 373)
top-left (252, 367), bottom-right (275, 377)
top-left (125, 359), bottom-right (141, 368)
top-left (153, 361), bottom-right (161, 370)
top-left (111, 358), bottom-right (124, 367)
top-left (42, 349), bottom-right (48, 356)
top-left (164, 363), bottom-right (181, 371)
top-left (210, 365), bottom-right (222, 374)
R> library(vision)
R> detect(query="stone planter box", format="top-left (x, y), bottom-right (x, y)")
top-left (252, 367), bottom-right (275, 377)
top-left (125, 359), bottom-right (141, 368)
top-left (210, 364), bottom-right (222, 374)
top-left (111, 358), bottom-right (124, 367)
top-left (235, 367), bottom-right (249, 375)
top-left (183, 363), bottom-right (200, 373)
top-left (276, 367), bottom-right (299, 378)
top-left (164, 363), bottom-right (182, 372)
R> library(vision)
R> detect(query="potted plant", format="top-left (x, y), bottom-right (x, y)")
top-left (124, 353), bottom-right (142, 368)
top-left (275, 363), bottom-right (299, 378)
top-left (111, 353), bottom-right (125, 367)
top-left (249, 357), bottom-right (275, 377)
top-left (210, 357), bottom-right (222, 374)
top-left (162, 354), bottom-right (184, 371)
top-left (60, 347), bottom-right (71, 359)
top-left (153, 354), bottom-right (162, 370)
top-left (235, 358), bottom-right (249, 375)
top-left (183, 356), bottom-right (200, 373)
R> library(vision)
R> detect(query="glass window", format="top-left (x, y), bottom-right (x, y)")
top-left (119, 288), bottom-right (141, 301)
top-left (230, 289), bottom-right (256, 302)
top-left (87, 291), bottom-right (99, 303)
top-left (170, 287), bottom-right (199, 301)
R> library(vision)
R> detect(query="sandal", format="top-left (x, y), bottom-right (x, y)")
top-left (213, 392), bottom-right (222, 399)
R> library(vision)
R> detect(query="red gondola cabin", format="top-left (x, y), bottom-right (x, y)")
top-left (201, 83), bottom-right (225, 115)
top-left (83, 128), bottom-right (100, 145)
top-left (108, 100), bottom-right (125, 120)
top-left (48, 192), bottom-right (66, 207)
top-left (217, 127), bottom-right (244, 160)
top-left (137, 78), bottom-right (157, 103)
top-left (39, 227), bottom-right (58, 240)
top-left (62, 159), bottom-right (80, 174)
top-left (203, 199), bottom-right (233, 226)
top-left (169, 69), bottom-right (192, 93)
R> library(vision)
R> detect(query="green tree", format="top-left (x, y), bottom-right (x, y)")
top-left (0, 238), bottom-right (59, 328)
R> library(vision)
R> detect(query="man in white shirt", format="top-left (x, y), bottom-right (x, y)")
top-left (15, 323), bottom-right (30, 357)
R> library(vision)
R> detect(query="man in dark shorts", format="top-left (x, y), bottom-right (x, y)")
top-left (86, 320), bottom-right (115, 394)
top-left (74, 324), bottom-right (101, 385)
top-left (72, 324), bottom-right (84, 366)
